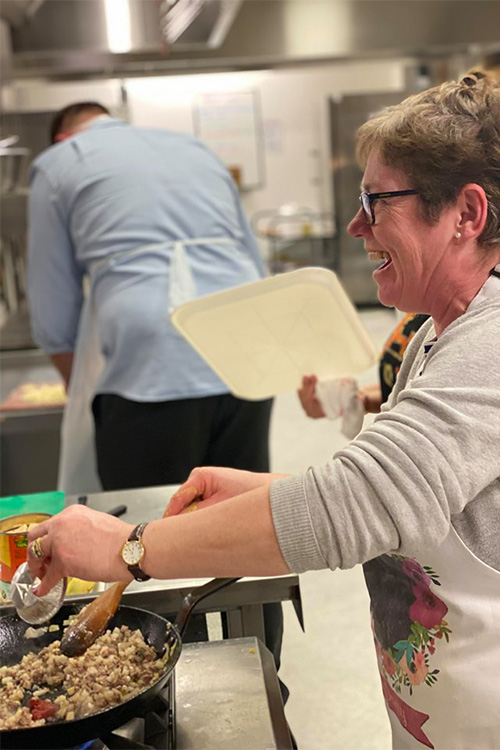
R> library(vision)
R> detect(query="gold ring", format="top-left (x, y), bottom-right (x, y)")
top-left (30, 538), bottom-right (44, 560)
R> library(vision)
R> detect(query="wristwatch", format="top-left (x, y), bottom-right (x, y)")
top-left (120, 523), bottom-right (151, 582)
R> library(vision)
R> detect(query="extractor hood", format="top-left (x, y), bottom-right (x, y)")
top-left (2, 0), bottom-right (500, 80)
top-left (1, 0), bottom-right (244, 58)
top-left (0, 1), bottom-right (45, 28)
top-left (160, 0), bottom-right (242, 48)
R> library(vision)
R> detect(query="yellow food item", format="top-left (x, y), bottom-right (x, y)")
top-left (66, 578), bottom-right (97, 595)
top-left (18, 383), bottom-right (67, 406)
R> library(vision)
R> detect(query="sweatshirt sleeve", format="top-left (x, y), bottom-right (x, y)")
top-left (270, 303), bottom-right (500, 573)
top-left (27, 166), bottom-right (84, 353)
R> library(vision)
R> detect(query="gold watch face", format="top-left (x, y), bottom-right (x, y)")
top-left (121, 540), bottom-right (144, 566)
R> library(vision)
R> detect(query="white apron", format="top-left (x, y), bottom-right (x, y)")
top-left (366, 530), bottom-right (500, 750)
top-left (366, 268), bottom-right (500, 750)
top-left (57, 236), bottom-right (233, 495)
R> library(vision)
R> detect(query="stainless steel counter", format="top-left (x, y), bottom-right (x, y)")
top-left (111, 636), bottom-right (292, 749)
top-left (0, 348), bottom-right (63, 401)
top-left (176, 637), bottom-right (292, 749)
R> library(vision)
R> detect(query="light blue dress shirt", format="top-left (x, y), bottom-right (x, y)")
top-left (27, 118), bottom-right (266, 401)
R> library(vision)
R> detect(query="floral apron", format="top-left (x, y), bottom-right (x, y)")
top-left (364, 267), bottom-right (500, 750)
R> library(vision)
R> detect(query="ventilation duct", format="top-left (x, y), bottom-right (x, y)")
top-left (1, 0), bottom-right (499, 80)
top-left (160, 0), bottom-right (242, 49)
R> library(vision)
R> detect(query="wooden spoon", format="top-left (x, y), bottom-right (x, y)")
top-left (60, 580), bottom-right (129, 657)
top-left (60, 502), bottom-right (177, 658)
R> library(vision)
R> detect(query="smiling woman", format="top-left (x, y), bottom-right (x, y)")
top-left (347, 72), bottom-right (500, 329)
top-left (25, 72), bottom-right (500, 750)
top-left (355, 72), bottom-right (500, 244)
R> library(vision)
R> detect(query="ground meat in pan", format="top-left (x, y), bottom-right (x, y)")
top-left (0, 625), bottom-right (171, 731)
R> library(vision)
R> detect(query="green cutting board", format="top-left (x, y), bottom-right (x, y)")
top-left (0, 491), bottom-right (65, 520)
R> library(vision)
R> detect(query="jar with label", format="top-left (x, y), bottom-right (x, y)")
top-left (0, 513), bottom-right (51, 603)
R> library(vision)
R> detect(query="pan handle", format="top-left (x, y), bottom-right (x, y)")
top-left (174, 577), bottom-right (240, 636)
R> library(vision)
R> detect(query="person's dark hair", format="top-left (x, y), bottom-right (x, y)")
top-left (50, 102), bottom-right (110, 145)
top-left (355, 72), bottom-right (500, 250)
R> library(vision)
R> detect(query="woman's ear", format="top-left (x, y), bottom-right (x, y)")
top-left (456, 183), bottom-right (488, 240)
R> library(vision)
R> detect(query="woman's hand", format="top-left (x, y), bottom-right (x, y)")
top-left (298, 374), bottom-right (326, 419)
top-left (357, 383), bottom-right (383, 414)
top-left (27, 505), bottom-right (134, 596)
top-left (167, 466), bottom-right (286, 516)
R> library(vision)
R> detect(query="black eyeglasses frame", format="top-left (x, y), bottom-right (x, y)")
top-left (359, 190), bottom-right (419, 225)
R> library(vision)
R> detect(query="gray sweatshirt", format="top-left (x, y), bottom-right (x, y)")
top-left (270, 287), bottom-right (500, 574)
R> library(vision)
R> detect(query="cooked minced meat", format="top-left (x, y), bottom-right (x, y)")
top-left (0, 625), bottom-right (171, 731)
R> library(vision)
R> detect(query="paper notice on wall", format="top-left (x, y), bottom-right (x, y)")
top-left (194, 90), bottom-right (264, 189)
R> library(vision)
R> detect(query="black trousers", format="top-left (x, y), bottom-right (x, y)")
top-left (92, 392), bottom-right (285, 693)
top-left (92, 392), bottom-right (273, 488)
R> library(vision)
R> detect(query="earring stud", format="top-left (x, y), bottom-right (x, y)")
top-left (455, 231), bottom-right (462, 239)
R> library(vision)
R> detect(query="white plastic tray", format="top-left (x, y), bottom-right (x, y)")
top-left (171, 268), bottom-right (379, 400)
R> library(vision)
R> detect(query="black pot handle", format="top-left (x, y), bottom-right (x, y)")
top-left (174, 577), bottom-right (240, 636)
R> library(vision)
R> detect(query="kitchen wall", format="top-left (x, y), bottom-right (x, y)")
top-left (1, 78), bottom-right (126, 117)
top-left (125, 59), bottom-right (409, 224)
top-left (3, 57), bottom-right (410, 255)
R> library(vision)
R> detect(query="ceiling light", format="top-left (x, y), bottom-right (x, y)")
top-left (104, 0), bottom-right (132, 53)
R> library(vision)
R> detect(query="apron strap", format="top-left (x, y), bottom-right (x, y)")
top-left (169, 241), bottom-right (197, 311)
top-left (89, 236), bottom-right (235, 283)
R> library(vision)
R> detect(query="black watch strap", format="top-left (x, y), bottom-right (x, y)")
top-left (128, 522), bottom-right (151, 582)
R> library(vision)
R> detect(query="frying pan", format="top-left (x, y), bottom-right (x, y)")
top-left (0, 577), bottom-right (239, 750)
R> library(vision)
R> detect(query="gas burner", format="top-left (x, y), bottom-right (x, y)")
top-left (74, 688), bottom-right (174, 750)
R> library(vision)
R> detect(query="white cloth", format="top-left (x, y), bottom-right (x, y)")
top-left (57, 285), bottom-right (104, 495)
top-left (315, 377), bottom-right (365, 439)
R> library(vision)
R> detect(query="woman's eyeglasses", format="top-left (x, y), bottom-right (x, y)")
top-left (359, 190), bottom-right (419, 225)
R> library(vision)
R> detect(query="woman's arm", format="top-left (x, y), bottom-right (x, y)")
top-left (273, 306), bottom-right (500, 574)
top-left (166, 466), bottom-right (287, 515)
top-left (28, 484), bottom-right (290, 596)
top-left (143, 487), bottom-right (290, 579)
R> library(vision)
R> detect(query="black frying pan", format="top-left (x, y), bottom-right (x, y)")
top-left (0, 577), bottom-right (239, 750)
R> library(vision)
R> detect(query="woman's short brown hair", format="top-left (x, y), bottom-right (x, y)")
top-left (356, 72), bottom-right (500, 250)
